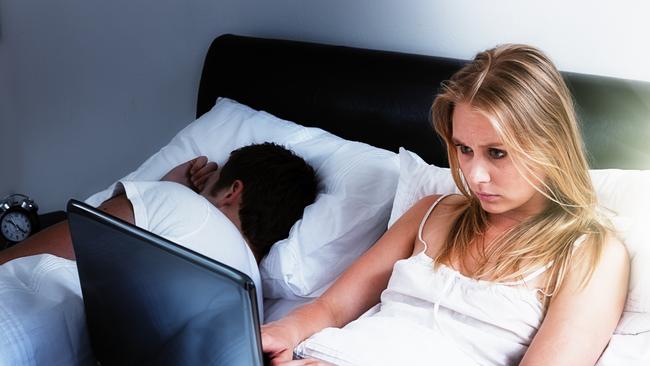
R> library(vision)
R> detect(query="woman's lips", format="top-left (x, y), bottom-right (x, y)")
top-left (477, 192), bottom-right (500, 202)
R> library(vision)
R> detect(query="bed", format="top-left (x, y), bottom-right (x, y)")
top-left (1, 34), bottom-right (649, 365)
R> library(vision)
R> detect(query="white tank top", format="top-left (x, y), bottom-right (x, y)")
top-left (296, 194), bottom-right (586, 365)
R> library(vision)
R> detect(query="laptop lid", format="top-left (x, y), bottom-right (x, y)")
top-left (67, 199), bottom-right (264, 366)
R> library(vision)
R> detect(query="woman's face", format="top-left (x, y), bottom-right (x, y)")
top-left (451, 103), bottom-right (548, 221)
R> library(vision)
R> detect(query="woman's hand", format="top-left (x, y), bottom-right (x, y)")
top-left (269, 359), bottom-right (333, 366)
top-left (262, 321), bottom-right (334, 365)
top-left (160, 156), bottom-right (218, 192)
top-left (261, 322), bottom-right (301, 365)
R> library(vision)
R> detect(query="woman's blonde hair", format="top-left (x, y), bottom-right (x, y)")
top-left (431, 44), bottom-right (609, 307)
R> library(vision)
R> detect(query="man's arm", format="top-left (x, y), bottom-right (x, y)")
top-left (0, 194), bottom-right (134, 264)
top-left (0, 156), bottom-right (214, 265)
top-left (161, 156), bottom-right (218, 192)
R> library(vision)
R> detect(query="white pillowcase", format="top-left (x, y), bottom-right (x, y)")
top-left (388, 148), bottom-right (459, 228)
top-left (86, 97), bottom-right (399, 299)
top-left (390, 147), bottom-right (650, 335)
top-left (591, 169), bottom-right (650, 335)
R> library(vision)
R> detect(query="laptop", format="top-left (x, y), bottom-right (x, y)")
top-left (67, 199), bottom-right (265, 366)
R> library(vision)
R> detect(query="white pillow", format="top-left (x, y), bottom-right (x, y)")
top-left (388, 148), bottom-right (459, 227)
top-left (86, 97), bottom-right (399, 299)
top-left (390, 147), bottom-right (650, 335)
top-left (591, 169), bottom-right (650, 335)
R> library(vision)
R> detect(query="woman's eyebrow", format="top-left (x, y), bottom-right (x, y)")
top-left (451, 137), bottom-right (504, 148)
top-left (451, 137), bottom-right (464, 145)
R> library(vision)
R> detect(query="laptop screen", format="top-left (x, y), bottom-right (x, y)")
top-left (67, 199), bottom-right (264, 366)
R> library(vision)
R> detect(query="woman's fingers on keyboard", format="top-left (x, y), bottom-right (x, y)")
top-left (274, 359), bottom-right (333, 366)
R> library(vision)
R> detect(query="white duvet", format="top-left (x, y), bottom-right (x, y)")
top-left (0, 254), bottom-right (93, 366)
top-left (1, 255), bottom-right (648, 365)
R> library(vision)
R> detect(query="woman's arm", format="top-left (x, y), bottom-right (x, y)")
top-left (520, 234), bottom-right (630, 366)
top-left (262, 195), bottom-right (442, 364)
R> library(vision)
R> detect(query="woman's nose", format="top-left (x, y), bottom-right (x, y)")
top-left (468, 161), bottom-right (491, 184)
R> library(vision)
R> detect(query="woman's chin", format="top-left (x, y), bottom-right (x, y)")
top-left (477, 199), bottom-right (507, 214)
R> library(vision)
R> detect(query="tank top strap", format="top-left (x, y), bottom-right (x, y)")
top-left (501, 234), bottom-right (589, 286)
top-left (503, 263), bottom-right (554, 286)
top-left (417, 194), bottom-right (451, 253)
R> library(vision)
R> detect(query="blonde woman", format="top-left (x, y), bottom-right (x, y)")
top-left (262, 45), bottom-right (629, 366)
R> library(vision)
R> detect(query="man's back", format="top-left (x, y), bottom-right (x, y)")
top-left (119, 180), bottom-right (263, 316)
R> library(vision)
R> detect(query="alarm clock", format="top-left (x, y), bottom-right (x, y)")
top-left (1, 194), bottom-right (40, 247)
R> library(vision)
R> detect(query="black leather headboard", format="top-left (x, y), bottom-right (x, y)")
top-left (197, 34), bottom-right (650, 169)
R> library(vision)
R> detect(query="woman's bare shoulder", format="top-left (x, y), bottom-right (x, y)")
top-left (598, 231), bottom-right (629, 272)
top-left (419, 193), bottom-right (466, 217)
top-left (412, 193), bottom-right (465, 208)
top-left (392, 195), bottom-right (454, 236)
top-left (604, 231), bottom-right (628, 255)
top-left (563, 230), bottom-right (630, 295)
top-left (408, 194), bottom-right (466, 256)
top-left (395, 194), bottom-right (467, 237)
top-left (575, 230), bottom-right (629, 269)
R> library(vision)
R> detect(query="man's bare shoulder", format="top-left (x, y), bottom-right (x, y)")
top-left (98, 193), bottom-right (135, 225)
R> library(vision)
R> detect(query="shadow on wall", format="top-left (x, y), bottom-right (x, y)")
top-left (0, 2), bottom-right (3, 41)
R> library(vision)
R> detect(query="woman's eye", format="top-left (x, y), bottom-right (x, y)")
top-left (488, 148), bottom-right (506, 159)
top-left (456, 144), bottom-right (472, 154)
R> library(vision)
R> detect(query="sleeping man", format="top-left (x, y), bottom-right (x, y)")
top-left (0, 142), bottom-right (317, 364)
top-left (0, 142), bottom-right (319, 290)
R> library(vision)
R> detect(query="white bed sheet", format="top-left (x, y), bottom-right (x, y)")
top-left (597, 331), bottom-right (650, 366)
top-left (0, 254), bottom-right (309, 365)
top-left (0, 254), bottom-right (93, 366)
top-left (1, 254), bottom-right (648, 365)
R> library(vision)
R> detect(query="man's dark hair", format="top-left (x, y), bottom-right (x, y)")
top-left (212, 142), bottom-right (318, 258)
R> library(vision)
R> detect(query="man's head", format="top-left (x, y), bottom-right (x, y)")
top-left (206, 143), bottom-right (318, 260)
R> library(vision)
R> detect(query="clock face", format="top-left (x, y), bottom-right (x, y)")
top-left (1, 211), bottom-right (33, 242)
